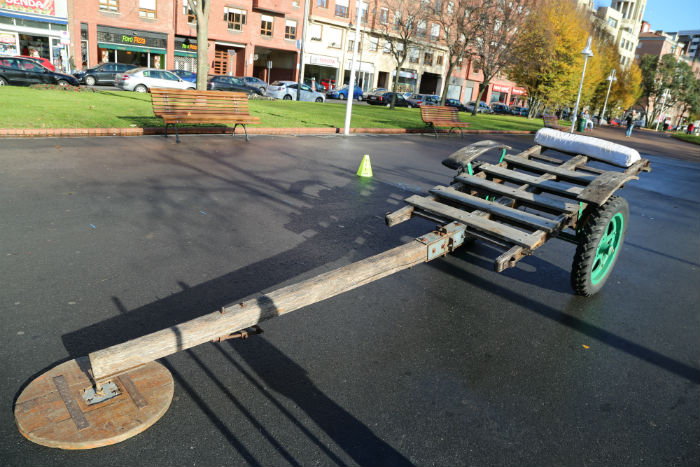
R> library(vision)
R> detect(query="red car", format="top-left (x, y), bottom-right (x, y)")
top-left (15, 55), bottom-right (55, 72)
top-left (320, 78), bottom-right (335, 91)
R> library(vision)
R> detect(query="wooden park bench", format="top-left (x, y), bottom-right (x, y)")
top-left (150, 88), bottom-right (260, 143)
top-left (542, 114), bottom-right (569, 132)
top-left (420, 106), bottom-right (470, 139)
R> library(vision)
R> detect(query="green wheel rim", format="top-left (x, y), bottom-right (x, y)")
top-left (591, 212), bottom-right (624, 284)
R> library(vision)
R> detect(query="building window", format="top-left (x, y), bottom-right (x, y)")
top-left (328, 27), bottom-right (342, 48)
top-left (360, 1), bottom-right (368, 24)
top-left (99, 0), bottom-right (119, 12)
top-left (408, 47), bottom-right (419, 64)
top-left (394, 11), bottom-right (401, 30)
top-left (139, 0), bottom-right (156, 19)
top-left (417, 20), bottom-right (426, 37)
top-left (335, 0), bottom-right (349, 18)
top-left (285, 19), bottom-right (297, 39)
top-left (310, 23), bottom-right (322, 41)
top-left (430, 24), bottom-right (440, 41)
top-left (224, 7), bottom-right (246, 31)
top-left (317, 0), bottom-right (327, 6)
top-left (436, 54), bottom-right (443, 65)
top-left (261, 15), bottom-right (273, 36)
top-left (607, 17), bottom-right (617, 28)
top-left (369, 36), bottom-right (378, 51)
top-left (184, 3), bottom-right (196, 23)
top-left (423, 50), bottom-right (433, 66)
top-left (383, 40), bottom-right (391, 53)
top-left (347, 39), bottom-right (362, 52)
top-left (379, 7), bottom-right (388, 23)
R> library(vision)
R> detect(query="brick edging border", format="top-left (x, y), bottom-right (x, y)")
top-left (0, 126), bottom-right (537, 138)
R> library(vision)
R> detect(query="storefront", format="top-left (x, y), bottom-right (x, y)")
top-left (445, 76), bottom-right (463, 100)
top-left (463, 80), bottom-right (476, 103)
top-left (96, 26), bottom-right (167, 68)
top-left (304, 54), bottom-right (339, 88)
top-left (490, 84), bottom-right (511, 104)
top-left (510, 86), bottom-right (527, 106)
top-left (391, 69), bottom-right (417, 93)
top-left (343, 59), bottom-right (373, 91)
top-left (174, 36), bottom-right (197, 71)
top-left (0, 0), bottom-right (70, 72)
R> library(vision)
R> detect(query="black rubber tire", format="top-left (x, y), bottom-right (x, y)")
top-left (357, 95), bottom-right (363, 101)
top-left (85, 75), bottom-right (96, 86)
top-left (0, 77), bottom-right (7, 86)
top-left (57, 79), bottom-right (69, 87)
top-left (283, 95), bottom-right (292, 100)
top-left (134, 85), bottom-right (148, 93)
top-left (339, 94), bottom-right (345, 100)
top-left (315, 97), bottom-right (323, 102)
top-left (571, 196), bottom-right (629, 296)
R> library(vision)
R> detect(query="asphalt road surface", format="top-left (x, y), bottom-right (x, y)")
top-left (1, 127), bottom-right (698, 466)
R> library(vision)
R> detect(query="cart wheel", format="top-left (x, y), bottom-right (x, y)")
top-left (571, 196), bottom-right (629, 296)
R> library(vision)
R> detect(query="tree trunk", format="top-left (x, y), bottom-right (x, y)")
top-left (195, 6), bottom-right (210, 91)
top-left (440, 62), bottom-right (456, 106)
top-left (471, 81), bottom-right (488, 116)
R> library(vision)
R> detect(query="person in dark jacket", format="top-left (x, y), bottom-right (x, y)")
top-left (625, 113), bottom-right (635, 138)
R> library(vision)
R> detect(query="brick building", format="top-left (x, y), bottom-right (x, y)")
top-left (69, 0), bottom-right (301, 81)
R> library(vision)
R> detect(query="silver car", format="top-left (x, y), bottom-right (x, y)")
top-left (267, 80), bottom-right (325, 102)
top-left (115, 67), bottom-right (195, 92)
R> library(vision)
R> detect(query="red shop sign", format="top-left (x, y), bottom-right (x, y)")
top-left (1, 0), bottom-right (55, 15)
top-left (492, 84), bottom-right (511, 93)
top-left (512, 87), bottom-right (527, 95)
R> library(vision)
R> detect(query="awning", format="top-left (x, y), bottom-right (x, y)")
top-left (174, 50), bottom-right (196, 56)
top-left (98, 42), bottom-right (165, 54)
top-left (0, 11), bottom-right (67, 25)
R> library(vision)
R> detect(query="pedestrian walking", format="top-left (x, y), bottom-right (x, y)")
top-left (625, 113), bottom-right (635, 138)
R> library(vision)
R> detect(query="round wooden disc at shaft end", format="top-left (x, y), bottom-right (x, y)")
top-left (14, 357), bottom-right (173, 450)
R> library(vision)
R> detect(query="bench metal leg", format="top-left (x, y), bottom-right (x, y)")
top-left (429, 123), bottom-right (438, 139)
top-left (233, 124), bottom-right (249, 142)
top-left (174, 124), bottom-right (180, 143)
top-left (164, 123), bottom-right (168, 139)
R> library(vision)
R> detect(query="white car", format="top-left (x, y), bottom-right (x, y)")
top-left (266, 80), bottom-right (325, 102)
top-left (115, 67), bottom-right (195, 92)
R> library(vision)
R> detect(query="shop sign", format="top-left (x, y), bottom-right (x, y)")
top-left (391, 70), bottom-right (417, 79)
top-left (492, 84), bottom-right (511, 93)
top-left (344, 59), bottom-right (374, 73)
top-left (175, 37), bottom-right (198, 52)
top-left (0, 31), bottom-right (17, 44)
top-left (512, 87), bottom-right (527, 95)
top-left (0, 0), bottom-right (54, 15)
top-left (97, 28), bottom-right (167, 50)
top-left (307, 54), bottom-right (339, 68)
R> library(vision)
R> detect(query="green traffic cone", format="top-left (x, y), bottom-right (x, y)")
top-left (357, 154), bottom-right (373, 177)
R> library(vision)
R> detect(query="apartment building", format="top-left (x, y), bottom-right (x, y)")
top-left (578, 0), bottom-right (647, 68)
top-left (69, 0), bottom-right (301, 81)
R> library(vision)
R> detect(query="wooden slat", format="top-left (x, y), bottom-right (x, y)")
top-left (150, 89), bottom-right (258, 129)
top-left (455, 174), bottom-right (579, 213)
top-left (503, 155), bottom-right (596, 183)
top-left (429, 185), bottom-right (561, 232)
top-left (421, 106), bottom-right (470, 128)
top-left (577, 171), bottom-right (638, 206)
top-left (478, 163), bottom-right (583, 198)
top-left (405, 195), bottom-right (545, 248)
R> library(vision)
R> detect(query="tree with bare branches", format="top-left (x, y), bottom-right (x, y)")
top-left (375, 0), bottom-right (431, 108)
top-left (469, 0), bottom-right (534, 115)
top-left (187, 0), bottom-right (212, 90)
top-left (434, 0), bottom-right (481, 105)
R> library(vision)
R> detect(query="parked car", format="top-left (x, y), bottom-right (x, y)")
top-left (444, 98), bottom-right (468, 111)
top-left (400, 91), bottom-right (413, 100)
top-left (115, 68), bottom-right (195, 92)
top-left (326, 85), bottom-right (363, 100)
top-left (366, 87), bottom-right (387, 97)
top-left (241, 76), bottom-right (268, 94)
top-left (0, 56), bottom-right (79, 87)
top-left (407, 93), bottom-right (440, 108)
top-left (267, 80), bottom-right (325, 102)
top-left (14, 55), bottom-right (55, 72)
top-left (207, 75), bottom-right (263, 95)
top-left (366, 91), bottom-right (411, 107)
top-left (169, 70), bottom-right (197, 83)
top-left (465, 101), bottom-right (493, 113)
top-left (491, 103), bottom-right (511, 114)
top-left (74, 62), bottom-right (138, 86)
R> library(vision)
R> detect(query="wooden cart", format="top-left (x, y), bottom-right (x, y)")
top-left (14, 138), bottom-right (651, 450)
top-left (387, 139), bottom-right (651, 296)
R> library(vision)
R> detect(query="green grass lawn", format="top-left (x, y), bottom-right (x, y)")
top-left (671, 133), bottom-right (700, 145)
top-left (0, 87), bottom-right (545, 132)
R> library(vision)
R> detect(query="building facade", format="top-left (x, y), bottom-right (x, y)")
top-left (0, 0), bottom-right (71, 72)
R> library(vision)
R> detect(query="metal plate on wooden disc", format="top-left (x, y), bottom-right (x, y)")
top-left (14, 357), bottom-right (174, 450)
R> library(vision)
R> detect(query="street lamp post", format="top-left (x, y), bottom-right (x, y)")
top-left (343, 2), bottom-right (363, 136)
top-left (600, 68), bottom-right (616, 125)
top-left (570, 36), bottom-right (594, 134)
